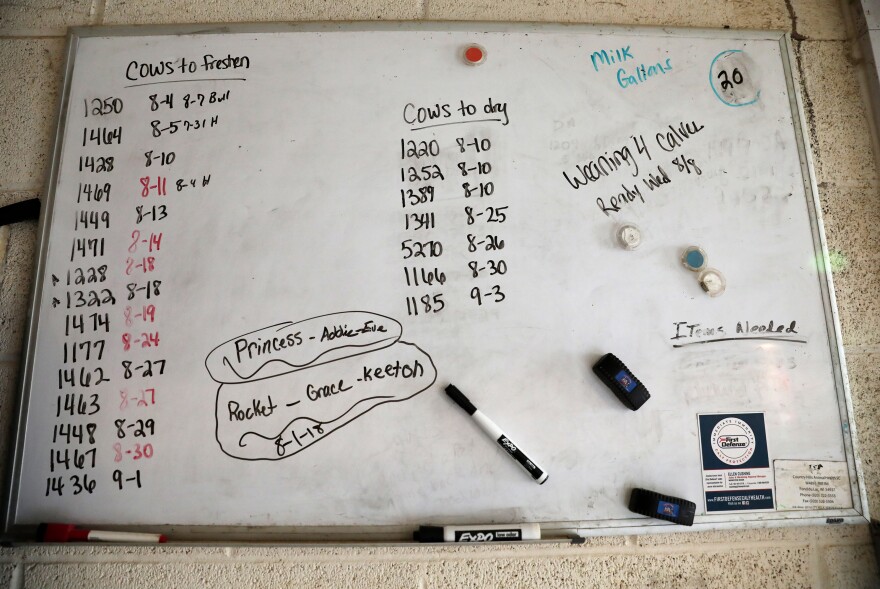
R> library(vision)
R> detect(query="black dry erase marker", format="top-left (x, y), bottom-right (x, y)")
top-left (592, 353), bottom-right (650, 410)
top-left (414, 523), bottom-right (541, 542)
top-left (628, 488), bottom-right (696, 526)
top-left (444, 384), bottom-right (549, 484)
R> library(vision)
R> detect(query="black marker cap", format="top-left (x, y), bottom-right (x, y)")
top-left (445, 384), bottom-right (477, 415)
top-left (592, 353), bottom-right (650, 410)
top-left (413, 525), bottom-right (444, 542)
top-left (0, 198), bottom-right (40, 227)
top-left (628, 488), bottom-right (696, 526)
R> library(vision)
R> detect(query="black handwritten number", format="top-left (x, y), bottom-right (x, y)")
top-left (405, 294), bottom-right (445, 316)
top-left (150, 120), bottom-right (179, 137)
top-left (467, 234), bottom-right (478, 252)
top-left (402, 165), bottom-right (444, 182)
top-left (144, 150), bottom-right (175, 167)
top-left (132, 419), bottom-right (155, 438)
top-left (490, 285), bottom-right (505, 303)
top-left (400, 186), bottom-right (435, 207)
top-left (136, 205), bottom-right (168, 224)
top-left (488, 260), bottom-right (507, 275)
top-left (112, 469), bottom-right (142, 490)
top-left (401, 139), bottom-right (440, 159)
top-left (68, 266), bottom-right (107, 285)
top-left (717, 68), bottom-right (744, 90)
top-left (88, 394), bottom-right (100, 415)
top-left (457, 137), bottom-right (491, 153)
top-left (127, 280), bottom-right (161, 300)
top-left (468, 260), bottom-right (507, 278)
top-left (471, 285), bottom-right (505, 306)
top-left (46, 477), bottom-right (64, 496)
top-left (275, 437), bottom-right (291, 457)
top-left (401, 240), bottom-right (442, 259)
top-left (463, 205), bottom-right (501, 223)
top-left (463, 182), bottom-right (494, 198)
top-left (422, 294), bottom-right (444, 313)
top-left (114, 418), bottom-right (154, 439)
top-left (458, 161), bottom-right (492, 176)
top-left (487, 206), bottom-right (507, 223)
top-left (85, 97), bottom-right (123, 117)
top-left (71, 474), bottom-right (95, 495)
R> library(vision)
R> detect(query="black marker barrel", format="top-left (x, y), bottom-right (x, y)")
top-left (445, 384), bottom-right (548, 484)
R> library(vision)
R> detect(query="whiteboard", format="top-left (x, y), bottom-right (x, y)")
top-left (4, 23), bottom-right (867, 538)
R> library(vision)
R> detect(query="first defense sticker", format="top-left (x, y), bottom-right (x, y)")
top-left (698, 413), bottom-right (774, 512)
top-left (614, 369), bottom-right (638, 393)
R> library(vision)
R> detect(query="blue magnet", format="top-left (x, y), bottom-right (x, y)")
top-left (682, 246), bottom-right (707, 272)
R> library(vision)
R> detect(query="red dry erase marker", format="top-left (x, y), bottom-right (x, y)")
top-left (38, 523), bottom-right (167, 543)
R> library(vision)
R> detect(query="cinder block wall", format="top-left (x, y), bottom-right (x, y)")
top-left (1, 1), bottom-right (879, 587)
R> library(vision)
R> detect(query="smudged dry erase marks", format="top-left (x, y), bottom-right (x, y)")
top-left (709, 50), bottom-right (760, 107)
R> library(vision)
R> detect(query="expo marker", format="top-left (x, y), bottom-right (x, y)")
top-left (414, 523), bottom-right (541, 542)
top-left (444, 384), bottom-right (549, 484)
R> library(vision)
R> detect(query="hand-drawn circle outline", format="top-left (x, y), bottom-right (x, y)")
top-left (212, 340), bottom-right (437, 461)
top-left (204, 310), bottom-right (403, 385)
top-left (709, 49), bottom-right (760, 107)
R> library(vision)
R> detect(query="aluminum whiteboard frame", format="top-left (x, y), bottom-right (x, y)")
top-left (2, 21), bottom-right (868, 542)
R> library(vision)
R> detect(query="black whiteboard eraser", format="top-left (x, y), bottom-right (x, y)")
top-left (591, 353), bottom-right (650, 410)
top-left (628, 488), bottom-right (696, 526)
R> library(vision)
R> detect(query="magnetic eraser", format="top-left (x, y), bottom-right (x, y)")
top-left (628, 488), bottom-right (696, 526)
top-left (591, 353), bottom-right (650, 410)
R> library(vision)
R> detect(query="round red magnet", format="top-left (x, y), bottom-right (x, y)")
top-left (463, 44), bottom-right (486, 66)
